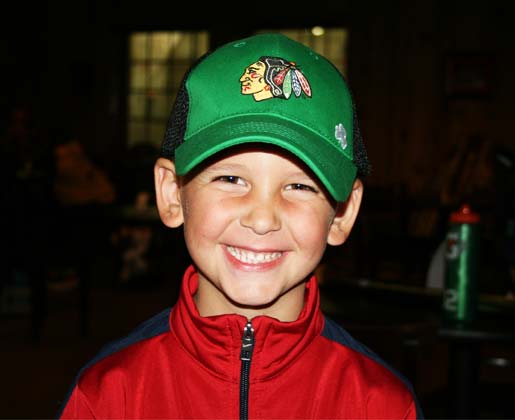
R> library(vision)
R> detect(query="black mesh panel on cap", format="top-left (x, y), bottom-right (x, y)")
top-left (161, 52), bottom-right (211, 159)
top-left (351, 97), bottom-right (372, 178)
top-left (161, 84), bottom-right (189, 159)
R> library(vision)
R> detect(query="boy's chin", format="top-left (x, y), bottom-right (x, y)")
top-left (222, 283), bottom-right (306, 320)
top-left (224, 290), bottom-right (280, 311)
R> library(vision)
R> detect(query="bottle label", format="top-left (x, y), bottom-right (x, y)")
top-left (443, 223), bottom-right (479, 323)
top-left (443, 288), bottom-right (458, 312)
top-left (445, 231), bottom-right (466, 260)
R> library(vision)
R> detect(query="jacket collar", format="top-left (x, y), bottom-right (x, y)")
top-left (169, 265), bottom-right (324, 382)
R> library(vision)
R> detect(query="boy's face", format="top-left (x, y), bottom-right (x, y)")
top-left (155, 146), bottom-right (362, 321)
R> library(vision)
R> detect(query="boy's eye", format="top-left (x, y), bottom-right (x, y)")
top-left (214, 175), bottom-right (245, 185)
top-left (285, 183), bottom-right (318, 193)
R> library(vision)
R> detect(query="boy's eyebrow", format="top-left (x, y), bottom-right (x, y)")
top-left (204, 162), bottom-right (249, 173)
top-left (285, 170), bottom-right (316, 180)
top-left (206, 165), bottom-right (316, 182)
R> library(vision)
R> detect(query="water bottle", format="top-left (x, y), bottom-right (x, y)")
top-left (442, 204), bottom-right (481, 324)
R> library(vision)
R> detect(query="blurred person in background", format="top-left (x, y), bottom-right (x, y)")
top-left (49, 130), bottom-right (116, 335)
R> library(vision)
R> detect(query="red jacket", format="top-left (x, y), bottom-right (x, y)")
top-left (58, 265), bottom-right (423, 419)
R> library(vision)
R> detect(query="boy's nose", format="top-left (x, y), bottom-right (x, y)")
top-left (239, 194), bottom-right (281, 235)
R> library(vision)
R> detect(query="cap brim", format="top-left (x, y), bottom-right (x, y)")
top-left (175, 114), bottom-right (357, 202)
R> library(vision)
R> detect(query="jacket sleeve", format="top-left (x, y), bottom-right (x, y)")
top-left (365, 389), bottom-right (422, 420)
top-left (403, 400), bottom-right (418, 419)
top-left (58, 385), bottom-right (97, 419)
top-left (58, 367), bottom-right (128, 419)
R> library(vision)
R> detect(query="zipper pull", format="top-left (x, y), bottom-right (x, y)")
top-left (240, 321), bottom-right (255, 361)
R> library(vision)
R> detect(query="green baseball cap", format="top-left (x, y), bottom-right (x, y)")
top-left (163, 32), bottom-right (363, 202)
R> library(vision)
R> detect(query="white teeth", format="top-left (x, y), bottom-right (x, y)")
top-left (226, 246), bottom-right (282, 264)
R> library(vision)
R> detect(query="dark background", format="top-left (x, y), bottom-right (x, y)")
top-left (4, 0), bottom-right (515, 191)
top-left (2, 0), bottom-right (515, 418)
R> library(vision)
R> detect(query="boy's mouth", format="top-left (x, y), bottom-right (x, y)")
top-left (226, 245), bottom-right (282, 265)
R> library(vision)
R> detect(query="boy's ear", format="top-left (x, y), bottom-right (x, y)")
top-left (327, 178), bottom-right (364, 246)
top-left (154, 157), bottom-right (184, 228)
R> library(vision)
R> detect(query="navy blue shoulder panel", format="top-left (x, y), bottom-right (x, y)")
top-left (95, 306), bottom-right (172, 359)
top-left (322, 316), bottom-right (425, 419)
top-left (55, 307), bottom-right (172, 418)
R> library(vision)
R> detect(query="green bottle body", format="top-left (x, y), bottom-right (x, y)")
top-left (442, 205), bottom-right (480, 324)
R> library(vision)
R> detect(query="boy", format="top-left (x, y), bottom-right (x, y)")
top-left (58, 33), bottom-right (424, 419)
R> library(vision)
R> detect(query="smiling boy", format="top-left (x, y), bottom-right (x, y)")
top-left (155, 145), bottom-right (358, 322)
top-left (58, 33), bottom-right (424, 419)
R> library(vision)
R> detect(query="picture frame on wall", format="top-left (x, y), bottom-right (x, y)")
top-left (444, 52), bottom-right (493, 99)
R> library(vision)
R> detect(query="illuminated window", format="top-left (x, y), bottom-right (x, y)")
top-left (127, 31), bottom-right (209, 147)
top-left (255, 27), bottom-right (348, 76)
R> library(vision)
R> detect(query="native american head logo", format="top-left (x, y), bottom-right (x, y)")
top-left (239, 56), bottom-right (312, 102)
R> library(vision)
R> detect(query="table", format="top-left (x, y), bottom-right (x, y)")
top-left (320, 274), bottom-right (515, 418)
top-left (438, 320), bottom-right (515, 419)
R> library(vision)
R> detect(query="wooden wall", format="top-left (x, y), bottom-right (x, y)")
top-left (4, 0), bottom-right (515, 196)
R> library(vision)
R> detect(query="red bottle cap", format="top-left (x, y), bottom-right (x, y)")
top-left (449, 203), bottom-right (481, 224)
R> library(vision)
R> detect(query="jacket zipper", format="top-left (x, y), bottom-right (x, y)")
top-left (239, 320), bottom-right (255, 420)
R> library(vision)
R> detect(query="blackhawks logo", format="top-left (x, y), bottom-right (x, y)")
top-left (240, 56), bottom-right (312, 102)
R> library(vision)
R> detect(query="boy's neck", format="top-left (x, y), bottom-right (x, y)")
top-left (194, 277), bottom-right (307, 322)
